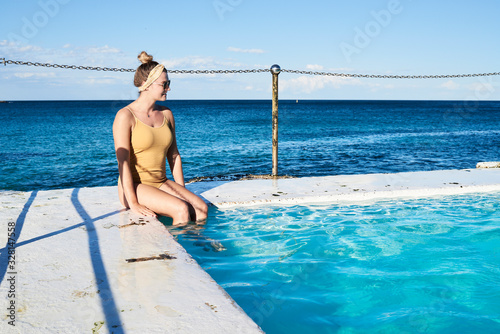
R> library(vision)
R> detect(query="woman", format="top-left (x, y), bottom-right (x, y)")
top-left (113, 51), bottom-right (208, 225)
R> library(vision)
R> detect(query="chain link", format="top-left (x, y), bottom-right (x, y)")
top-left (281, 69), bottom-right (500, 79)
top-left (169, 69), bottom-right (269, 74)
top-left (3, 59), bottom-right (135, 72)
top-left (2, 58), bottom-right (499, 79)
top-left (1, 59), bottom-right (268, 74)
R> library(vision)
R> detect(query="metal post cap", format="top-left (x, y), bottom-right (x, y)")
top-left (270, 64), bottom-right (281, 74)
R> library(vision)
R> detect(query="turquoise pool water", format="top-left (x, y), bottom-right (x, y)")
top-left (171, 192), bottom-right (500, 333)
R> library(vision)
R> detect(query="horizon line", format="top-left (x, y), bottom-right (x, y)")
top-left (2, 98), bottom-right (500, 103)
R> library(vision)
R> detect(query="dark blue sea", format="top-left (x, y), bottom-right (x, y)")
top-left (1, 100), bottom-right (499, 191)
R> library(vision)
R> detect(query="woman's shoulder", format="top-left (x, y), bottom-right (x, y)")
top-left (159, 106), bottom-right (174, 121)
top-left (116, 105), bottom-right (134, 116)
top-left (114, 106), bottom-right (135, 124)
top-left (157, 105), bottom-right (172, 113)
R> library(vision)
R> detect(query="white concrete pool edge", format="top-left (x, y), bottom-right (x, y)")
top-left (0, 187), bottom-right (263, 334)
top-left (201, 169), bottom-right (500, 208)
top-left (1, 168), bottom-right (500, 333)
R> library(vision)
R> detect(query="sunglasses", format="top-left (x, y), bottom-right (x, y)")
top-left (154, 80), bottom-right (171, 90)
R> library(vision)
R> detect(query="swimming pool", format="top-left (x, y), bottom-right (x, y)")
top-left (170, 191), bottom-right (500, 333)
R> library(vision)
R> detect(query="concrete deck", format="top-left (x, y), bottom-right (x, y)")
top-left (202, 169), bottom-right (500, 207)
top-left (1, 168), bottom-right (500, 333)
top-left (0, 187), bottom-right (263, 334)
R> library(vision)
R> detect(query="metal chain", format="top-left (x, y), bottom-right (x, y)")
top-left (281, 69), bottom-right (500, 79)
top-left (2, 59), bottom-right (135, 72)
top-left (169, 69), bottom-right (268, 74)
top-left (2, 58), bottom-right (499, 78)
top-left (0, 59), bottom-right (268, 74)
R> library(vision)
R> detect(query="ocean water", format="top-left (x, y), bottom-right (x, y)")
top-left (1, 99), bottom-right (499, 191)
top-left (172, 192), bottom-right (500, 333)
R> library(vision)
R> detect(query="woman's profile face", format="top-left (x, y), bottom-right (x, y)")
top-left (152, 72), bottom-right (170, 101)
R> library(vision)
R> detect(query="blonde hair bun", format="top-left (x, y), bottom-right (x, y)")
top-left (138, 51), bottom-right (154, 64)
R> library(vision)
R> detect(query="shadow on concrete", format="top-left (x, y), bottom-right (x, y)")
top-left (4, 210), bottom-right (122, 250)
top-left (71, 188), bottom-right (125, 334)
top-left (0, 190), bottom-right (38, 284)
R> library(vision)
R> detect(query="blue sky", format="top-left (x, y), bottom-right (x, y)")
top-left (1, 0), bottom-right (499, 100)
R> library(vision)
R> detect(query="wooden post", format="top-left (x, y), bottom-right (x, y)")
top-left (271, 64), bottom-right (281, 177)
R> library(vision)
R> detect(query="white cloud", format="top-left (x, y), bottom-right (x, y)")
top-left (161, 56), bottom-right (246, 73)
top-left (14, 72), bottom-right (56, 78)
top-left (0, 40), bottom-right (38, 54)
top-left (0, 41), bottom-right (43, 53)
top-left (280, 75), bottom-right (365, 94)
top-left (441, 80), bottom-right (460, 90)
top-left (0, 41), bottom-right (262, 75)
top-left (0, 41), bottom-right (132, 68)
top-left (227, 47), bottom-right (265, 54)
top-left (305, 64), bottom-right (324, 71)
top-left (163, 56), bottom-right (215, 68)
top-left (469, 77), bottom-right (497, 91)
top-left (84, 77), bottom-right (119, 85)
top-left (87, 45), bottom-right (121, 54)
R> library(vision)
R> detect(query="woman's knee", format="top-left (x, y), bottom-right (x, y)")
top-left (200, 201), bottom-right (208, 215)
top-left (173, 202), bottom-right (191, 223)
top-left (196, 201), bottom-right (208, 219)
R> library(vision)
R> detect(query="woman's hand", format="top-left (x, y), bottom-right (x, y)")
top-left (129, 203), bottom-right (157, 217)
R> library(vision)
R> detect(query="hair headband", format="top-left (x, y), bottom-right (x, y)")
top-left (138, 64), bottom-right (165, 92)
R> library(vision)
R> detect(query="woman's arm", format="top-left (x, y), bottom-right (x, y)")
top-left (113, 109), bottom-right (156, 216)
top-left (164, 109), bottom-right (185, 187)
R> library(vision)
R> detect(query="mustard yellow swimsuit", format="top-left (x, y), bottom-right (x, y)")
top-left (125, 107), bottom-right (173, 188)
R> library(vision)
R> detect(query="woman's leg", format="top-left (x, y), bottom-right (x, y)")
top-left (134, 183), bottom-right (192, 225)
top-left (159, 180), bottom-right (208, 222)
top-left (118, 180), bottom-right (207, 224)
